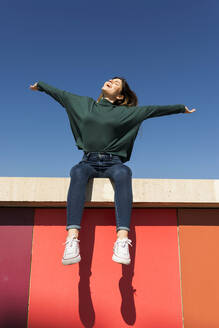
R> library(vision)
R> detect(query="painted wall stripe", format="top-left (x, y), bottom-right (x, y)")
top-left (0, 208), bottom-right (34, 328)
top-left (179, 209), bottom-right (219, 328)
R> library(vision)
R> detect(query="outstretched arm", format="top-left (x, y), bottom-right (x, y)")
top-left (142, 104), bottom-right (186, 119)
top-left (143, 104), bottom-right (197, 118)
top-left (29, 81), bottom-right (69, 108)
top-left (125, 103), bottom-right (196, 124)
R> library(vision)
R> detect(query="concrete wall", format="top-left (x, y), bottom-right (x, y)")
top-left (0, 177), bottom-right (219, 328)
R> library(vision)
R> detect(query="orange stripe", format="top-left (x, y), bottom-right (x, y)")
top-left (179, 209), bottom-right (219, 328)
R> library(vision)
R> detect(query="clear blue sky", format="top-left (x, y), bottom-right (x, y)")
top-left (1, 0), bottom-right (218, 179)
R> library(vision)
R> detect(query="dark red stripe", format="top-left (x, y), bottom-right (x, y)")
top-left (0, 207), bottom-right (34, 328)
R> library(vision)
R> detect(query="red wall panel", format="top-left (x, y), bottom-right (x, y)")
top-left (28, 207), bottom-right (182, 328)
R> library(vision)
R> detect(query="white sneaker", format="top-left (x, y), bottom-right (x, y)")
top-left (112, 238), bottom-right (132, 265)
top-left (62, 234), bottom-right (81, 265)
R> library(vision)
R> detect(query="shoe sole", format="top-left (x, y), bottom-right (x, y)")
top-left (62, 255), bottom-right (81, 265)
top-left (112, 254), bottom-right (131, 265)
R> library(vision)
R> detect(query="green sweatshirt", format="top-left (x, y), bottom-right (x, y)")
top-left (37, 81), bottom-right (185, 163)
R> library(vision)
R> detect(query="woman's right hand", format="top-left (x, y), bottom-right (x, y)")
top-left (29, 82), bottom-right (39, 91)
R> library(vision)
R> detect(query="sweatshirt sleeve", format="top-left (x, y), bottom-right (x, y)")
top-left (128, 104), bottom-right (186, 124)
top-left (37, 81), bottom-right (71, 108)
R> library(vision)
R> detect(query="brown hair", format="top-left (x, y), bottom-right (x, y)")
top-left (97, 76), bottom-right (138, 107)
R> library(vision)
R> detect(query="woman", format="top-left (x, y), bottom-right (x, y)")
top-left (29, 77), bottom-right (196, 266)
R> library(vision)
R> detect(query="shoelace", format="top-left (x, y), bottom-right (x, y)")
top-left (115, 238), bottom-right (132, 248)
top-left (62, 236), bottom-right (80, 248)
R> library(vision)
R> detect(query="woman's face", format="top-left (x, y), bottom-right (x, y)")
top-left (101, 78), bottom-right (123, 100)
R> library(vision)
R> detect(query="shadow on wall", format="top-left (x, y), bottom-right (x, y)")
top-left (78, 222), bottom-right (137, 327)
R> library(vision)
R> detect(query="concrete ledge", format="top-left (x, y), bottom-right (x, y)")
top-left (0, 177), bottom-right (219, 207)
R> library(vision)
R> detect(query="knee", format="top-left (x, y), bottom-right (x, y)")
top-left (69, 163), bottom-right (86, 179)
top-left (112, 164), bottom-right (132, 181)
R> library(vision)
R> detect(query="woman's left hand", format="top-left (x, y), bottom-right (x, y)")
top-left (184, 106), bottom-right (196, 113)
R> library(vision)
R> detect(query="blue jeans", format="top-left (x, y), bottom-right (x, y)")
top-left (66, 152), bottom-right (133, 232)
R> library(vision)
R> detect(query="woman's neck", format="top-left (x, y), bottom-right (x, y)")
top-left (103, 96), bottom-right (115, 103)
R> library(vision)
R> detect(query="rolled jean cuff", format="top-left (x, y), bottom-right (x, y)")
top-left (66, 225), bottom-right (81, 231)
top-left (116, 226), bottom-right (130, 232)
